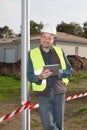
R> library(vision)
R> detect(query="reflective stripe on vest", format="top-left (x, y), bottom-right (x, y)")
top-left (30, 48), bottom-right (46, 91)
top-left (30, 46), bottom-right (69, 91)
top-left (53, 45), bottom-right (69, 85)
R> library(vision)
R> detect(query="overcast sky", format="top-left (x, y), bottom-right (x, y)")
top-left (0, 0), bottom-right (87, 33)
top-left (0, 0), bottom-right (21, 34)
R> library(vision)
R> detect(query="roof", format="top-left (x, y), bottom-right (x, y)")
top-left (0, 32), bottom-right (87, 45)
top-left (30, 32), bottom-right (87, 44)
top-left (0, 37), bottom-right (21, 44)
top-left (56, 32), bottom-right (87, 44)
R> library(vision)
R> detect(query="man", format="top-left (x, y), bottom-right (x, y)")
top-left (27, 23), bottom-right (72, 130)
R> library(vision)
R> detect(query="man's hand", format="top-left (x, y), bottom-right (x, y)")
top-left (38, 69), bottom-right (53, 80)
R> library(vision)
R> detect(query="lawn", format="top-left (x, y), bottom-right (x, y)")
top-left (0, 70), bottom-right (87, 130)
top-left (0, 74), bottom-right (21, 102)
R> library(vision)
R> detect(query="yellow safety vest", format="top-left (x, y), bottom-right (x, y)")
top-left (30, 45), bottom-right (69, 91)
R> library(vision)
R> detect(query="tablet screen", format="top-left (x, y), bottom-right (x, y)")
top-left (43, 64), bottom-right (60, 76)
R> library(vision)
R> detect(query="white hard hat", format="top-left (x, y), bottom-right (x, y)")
top-left (41, 23), bottom-right (56, 35)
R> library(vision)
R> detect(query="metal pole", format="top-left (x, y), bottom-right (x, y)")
top-left (21, 0), bottom-right (30, 130)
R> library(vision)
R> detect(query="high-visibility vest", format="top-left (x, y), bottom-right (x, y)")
top-left (30, 45), bottom-right (69, 91)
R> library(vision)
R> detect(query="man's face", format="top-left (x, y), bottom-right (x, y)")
top-left (41, 32), bottom-right (54, 49)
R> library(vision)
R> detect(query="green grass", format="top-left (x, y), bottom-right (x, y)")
top-left (72, 118), bottom-right (87, 125)
top-left (69, 70), bottom-right (87, 83)
top-left (0, 71), bottom-right (87, 129)
top-left (76, 106), bottom-right (87, 114)
top-left (0, 70), bottom-right (87, 103)
top-left (0, 74), bottom-right (21, 102)
top-left (67, 70), bottom-right (87, 91)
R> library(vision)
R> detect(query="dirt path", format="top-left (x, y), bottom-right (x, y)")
top-left (0, 98), bottom-right (87, 130)
top-left (0, 79), bottom-right (87, 130)
top-left (0, 103), bottom-right (21, 130)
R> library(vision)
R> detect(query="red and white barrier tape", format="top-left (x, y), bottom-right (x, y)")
top-left (65, 92), bottom-right (87, 101)
top-left (0, 101), bottom-right (30, 123)
top-left (0, 92), bottom-right (87, 123)
top-left (29, 92), bottom-right (87, 110)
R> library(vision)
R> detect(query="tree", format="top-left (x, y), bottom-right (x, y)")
top-left (56, 21), bottom-right (74, 34)
top-left (56, 21), bottom-right (83, 37)
top-left (71, 22), bottom-right (83, 37)
top-left (30, 20), bottom-right (43, 35)
top-left (0, 27), bottom-right (3, 38)
top-left (83, 21), bottom-right (87, 38)
top-left (0, 25), bottom-right (14, 38)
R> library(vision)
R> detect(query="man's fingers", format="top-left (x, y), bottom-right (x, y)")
top-left (42, 69), bottom-right (53, 78)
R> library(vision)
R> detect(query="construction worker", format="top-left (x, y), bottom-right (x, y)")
top-left (27, 23), bottom-right (72, 130)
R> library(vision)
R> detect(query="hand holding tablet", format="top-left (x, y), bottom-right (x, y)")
top-left (43, 64), bottom-right (60, 76)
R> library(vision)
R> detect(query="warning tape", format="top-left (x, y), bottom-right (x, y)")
top-left (0, 92), bottom-right (87, 123)
top-left (29, 92), bottom-right (87, 110)
top-left (0, 101), bottom-right (30, 123)
top-left (65, 92), bottom-right (87, 101)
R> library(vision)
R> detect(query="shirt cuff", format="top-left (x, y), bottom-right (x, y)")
top-left (36, 76), bottom-right (42, 85)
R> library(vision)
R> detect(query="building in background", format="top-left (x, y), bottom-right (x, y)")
top-left (0, 32), bottom-right (87, 64)
top-left (0, 37), bottom-right (21, 73)
top-left (0, 37), bottom-right (21, 63)
top-left (30, 32), bottom-right (87, 58)
top-left (0, 32), bottom-right (87, 73)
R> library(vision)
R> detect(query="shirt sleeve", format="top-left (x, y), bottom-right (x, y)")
top-left (27, 53), bottom-right (42, 84)
top-left (58, 51), bottom-right (72, 79)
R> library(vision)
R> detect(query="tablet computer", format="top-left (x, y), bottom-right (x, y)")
top-left (43, 64), bottom-right (60, 76)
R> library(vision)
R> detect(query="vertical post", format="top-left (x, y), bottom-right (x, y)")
top-left (21, 0), bottom-right (30, 130)
top-left (75, 46), bottom-right (79, 56)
